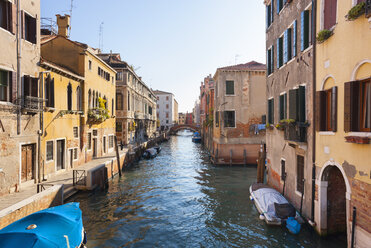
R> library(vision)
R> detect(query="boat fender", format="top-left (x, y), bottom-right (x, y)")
top-left (249, 195), bottom-right (254, 201)
top-left (259, 214), bottom-right (265, 220)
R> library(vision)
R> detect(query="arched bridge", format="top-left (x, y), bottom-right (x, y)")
top-left (170, 124), bottom-right (200, 134)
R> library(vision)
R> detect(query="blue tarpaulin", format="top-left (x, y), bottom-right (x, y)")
top-left (0, 202), bottom-right (84, 248)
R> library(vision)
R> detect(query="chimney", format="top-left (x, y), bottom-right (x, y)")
top-left (56, 14), bottom-right (70, 38)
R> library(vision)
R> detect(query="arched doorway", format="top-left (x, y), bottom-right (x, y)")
top-left (322, 165), bottom-right (347, 236)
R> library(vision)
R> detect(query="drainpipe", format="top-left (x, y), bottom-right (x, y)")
top-left (38, 71), bottom-right (50, 183)
top-left (16, 0), bottom-right (21, 134)
top-left (310, 0), bottom-right (317, 225)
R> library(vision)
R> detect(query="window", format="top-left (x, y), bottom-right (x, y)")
top-left (277, 0), bottom-right (283, 14)
top-left (116, 122), bottom-right (122, 132)
top-left (344, 79), bottom-right (371, 132)
top-left (324, 0), bottom-right (337, 30)
top-left (267, 46), bottom-right (274, 75)
top-left (0, 0), bottom-right (14, 33)
top-left (23, 12), bottom-right (37, 44)
top-left (166, 96), bottom-right (169, 101)
top-left (301, 10), bottom-right (310, 51)
top-left (67, 83), bottom-right (72, 110)
top-left (103, 136), bottom-right (106, 153)
top-left (226, 81), bottom-right (234, 95)
top-left (166, 104), bottom-right (169, 109)
top-left (289, 86), bottom-right (306, 122)
top-left (0, 69), bottom-right (12, 102)
top-left (46, 141), bottom-right (53, 161)
top-left (293, 20), bottom-right (297, 57)
top-left (109, 135), bottom-right (114, 148)
top-left (277, 36), bottom-right (283, 68)
top-left (215, 111), bottom-right (219, 127)
top-left (87, 133), bottom-right (92, 150)
top-left (266, 2), bottom-right (273, 28)
top-left (88, 60), bottom-right (92, 70)
top-left (224, 111), bottom-right (235, 128)
top-left (283, 28), bottom-right (292, 64)
top-left (316, 87), bottom-right (337, 132)
top-left (166, 112), bottom-right (169, 118)
top-left (45, 75), bottom-right (54, 107)
top-left (281, 159), bottom-right (286, 181)
top-left (127, 92), bottom-right (130, 111)
top-left (23, 75), bottom-right (38, 98)
top-left (76, 86), bottom-right (81, 111)
top-left (116, 93), bottom-right (123, 110)
top-left (297, 155), bottom-right (304, 194)
top-left (166, 120), bottom-right (169, 124)
top-left (149, 106), bottom-right (152, 115)
top-left (279, 93), bottom-right (287, 120)
top-left (73, 127), bottom-right (78, 138)
top-left (268, 98), bottom-right (274, 124)
top-left (116, 72), bottom-right (123, 81)
top-left (93, 129), bottom-right (98, 136)
top-left (73, 148), bottom-right (78, 160)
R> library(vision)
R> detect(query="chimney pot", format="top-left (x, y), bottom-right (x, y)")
top-left (56, 14), bottom-right (70, 38)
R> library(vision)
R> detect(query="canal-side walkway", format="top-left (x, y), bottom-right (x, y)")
top-left (0, 149), bottom-right (128, 212)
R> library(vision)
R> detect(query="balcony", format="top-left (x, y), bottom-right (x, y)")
top-left (20, 96), bottom-right (45, 113)
top-left (284, 122), bottom-right (308, 143)
top-left (88, 108), bottom-right (109, 123)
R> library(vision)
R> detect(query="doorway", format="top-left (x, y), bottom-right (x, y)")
top-left (326, 166), bottom-right (347, 236)
top-left (21, 144), bottom-right (35, 182)
top-left (56, 140), bottom-right (65, 170)
top-left (93, 138), bottom-right (97, 158)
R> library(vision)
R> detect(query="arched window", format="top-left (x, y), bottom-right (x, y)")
top-left (67, 83), bottom-right (72, 110)
top-left (88, 89), bottom-right (91, 109)
top-left (92, 90), bottom-right (95, 109)
top-left (103, 96), bottom-right (107, 109)
top-left (96, 92), bottom-right (98, 108)
top-left (45, 75), bottom-right (54, 107)
top-left (76, 86), bottom-right (81, 111)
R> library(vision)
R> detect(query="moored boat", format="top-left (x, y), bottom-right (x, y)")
top-left (143, 148), bottom-right (158, 159)
top-left (0, 202), bottom-right (87, 248)
top-left (249, 183), bottom-right (303, 234)
top-left (192, 132), bottom-right (201, 143)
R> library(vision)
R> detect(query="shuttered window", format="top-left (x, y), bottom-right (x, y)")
top-left (279, 93), bottom-right (287, 120)
top-left (289, 86), bottom-right (306, 122)
top-left (324, 0), bottom-right (337, 30)
top-left (344, 79), bottom-right (371, 132)
top-left (301, 10), bottom-right (310, 51)
top-left (267, 47), bottom-right (274, 75)
top-left (296, 155), bottom-right (304, 194)
top-left (23, 12), bottom-right (37, 44)
top-left (23, 76), bottom-right (38, 97)
top-left (315, 87), bottom-right (337, 132)
top-left (226, 81), bottom-right (234, 95)
top-left (268, 98), bottom-right (274, 124)
top-left (293, 20), bottom-right (297, 57)
top-left (266, 3), bottom-right (273, 28)
top-left (224, 111), bottom-right (235, 128)
top-left (109, 136), bottom-right (114, 148)
top-left (284, 28), bottom-right (292, 64)
top-left (73, 127), bottom-right (79, 138)
top-left (46, 141), bottom-right (53, 161)
top-left (0, 0), bottom-right (14, 33)
top-left (277, 37), bottom-right (283, 68)
top-left (277, 0), bottom-right (283, 14)
top-left (0, 69), bottom-right (12, 102)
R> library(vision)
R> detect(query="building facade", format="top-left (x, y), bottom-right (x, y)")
top-left (264, 0), bottom-right (315, 220)
top-left (199, 75), bottom-right (215, 151)
top-left (154, 90), bottom-right (178, 130)
top-left (314, 0), bottom-right (371, 245)
top-left (178, 112), bottom-right (186, 124)
top-left (41, 15), bottom-right (116, 168)
top-left (185, 112), bottom-right (193, 125)
top-left (213, 61), bottom-right (266, 165)
top-left (0, 0), bottom-right (41, 195)
top-left (97, 53), bottom-right (157, 145)
top-left (193, 100), bottom-right (200, 125)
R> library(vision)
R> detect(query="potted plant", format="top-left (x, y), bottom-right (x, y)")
top-left (275, 123), bottom-right (285, 131)
top-left (316, 29), bottom-right (333, 43)
top-left (346, 2), bottom-right (366, 21)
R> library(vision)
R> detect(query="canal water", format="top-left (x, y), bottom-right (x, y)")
top-left (70, 130), bottom-right (346, 248)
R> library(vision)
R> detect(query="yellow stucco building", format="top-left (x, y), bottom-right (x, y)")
top-left (314, 0), bottom-right (371, 246)
top-left (39, 15), bottom-right (116, 176)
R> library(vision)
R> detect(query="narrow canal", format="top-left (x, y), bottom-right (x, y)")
top-left (70, 131), bottom-right (346, 248)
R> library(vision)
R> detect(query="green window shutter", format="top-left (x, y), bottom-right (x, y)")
top-left (271, 45), bottom-right (274, 72)
top-left (283, 31), bottom-right (288, 64)
top-left (268, 99), bottom-right (274, 124)
top-left (277, 39), bottom-right (280, 69)
top-left (293, 20), bottom-right (297, 57)
top-left (289, 89), bottom-right (298, 120)
top-left (226, 81), bottom-right (234, 95)
top-left (298, 86), bottom-right (306, 122)
top-left (287, 28), bottom-right (292, 61)
top-left (279, 94), bottom-right (284, 120)
top-left (301, 10), bottom-right (310, 51)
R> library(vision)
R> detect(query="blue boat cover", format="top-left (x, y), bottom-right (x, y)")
top-left (0, 202), bottom-right (84, 248)
top-left (286, 217), bottom-right (301, 234)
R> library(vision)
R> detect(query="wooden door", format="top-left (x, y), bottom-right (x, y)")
top-left (21, 144), bottom-right (35, 182)
top-left (56, 140), bottom-right (65, 170)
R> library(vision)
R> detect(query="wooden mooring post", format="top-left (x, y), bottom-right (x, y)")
top-left (114, 136), bottom-right (122, 177)
top-left (257, 144), bottom-right (266, 183)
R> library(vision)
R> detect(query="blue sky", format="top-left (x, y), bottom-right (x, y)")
top-left (41, 0), bottom-right (266, 112)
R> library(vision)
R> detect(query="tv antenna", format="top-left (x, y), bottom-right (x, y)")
top-left (99, 22), bottom-right (104, 52)
top-left (69, 0), bottom-right (74, 36)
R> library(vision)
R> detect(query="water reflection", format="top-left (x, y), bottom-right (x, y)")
top-left (70, 130), bottom-right (345, 248)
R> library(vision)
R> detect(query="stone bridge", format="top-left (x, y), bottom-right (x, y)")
top-left (170, 124), bottom-right (200, 134)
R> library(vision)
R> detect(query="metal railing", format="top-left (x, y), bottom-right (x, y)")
top-left (37, 183), bottom-right (54, 193)
top-left (284, 123), bottom-right (307, 143)
top-left (18, 96), bottom-right (45, 113)
top-left (73, 170), bottom-right (86, 186)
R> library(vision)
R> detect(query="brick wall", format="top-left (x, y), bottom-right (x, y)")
top-left (350, 178), bottom-right (371, 234)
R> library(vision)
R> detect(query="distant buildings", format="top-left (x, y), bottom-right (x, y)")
top-left (97, 53), bottom-right (157, 145)
top-left (193, 100), bottom-right (200, 125)
top-left (178, 113), bottom-right (186, 124)
top-left (185, 112), bottom-right (193, 125)
top-left (154, 90), bottom-right (178, 130)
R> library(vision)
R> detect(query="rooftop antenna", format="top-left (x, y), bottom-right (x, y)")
top-left (99, 22), bottom-right (104, 52)
top-left (69, 0), bottom-right (73, 36)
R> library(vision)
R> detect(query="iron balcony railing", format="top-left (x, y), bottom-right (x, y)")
top-left (284, 122), bottom-right (308, 143)
top-left (19, 96), bottom-right (45, 113)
